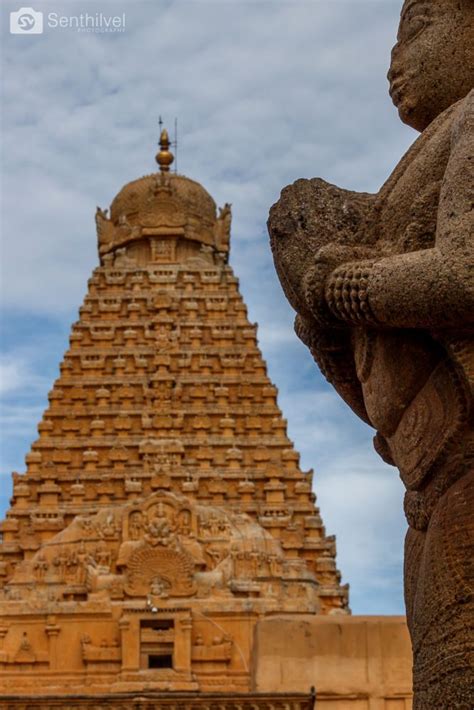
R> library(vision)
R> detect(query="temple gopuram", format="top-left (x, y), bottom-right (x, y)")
top-left (0, 130), bottom-right (412, 709)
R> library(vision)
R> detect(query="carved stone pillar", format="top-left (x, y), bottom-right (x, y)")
top-left (175, 615), bottom-right (192, 677)
top-left (119, 616), bottom-right (138, 673)
top-left (45, 617), bottom-right (61, 669)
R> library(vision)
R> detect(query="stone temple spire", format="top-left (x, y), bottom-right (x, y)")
top-left (0, 132), bottom-right (348, 700)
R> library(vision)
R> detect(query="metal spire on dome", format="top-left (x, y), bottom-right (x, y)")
top-left (155, 117), bottom-right (175, 173)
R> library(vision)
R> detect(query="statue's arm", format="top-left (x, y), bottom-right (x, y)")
top-left (294, 314), bottom-right (372, 425)
top-left (325, 92), bottom-right (474, 329)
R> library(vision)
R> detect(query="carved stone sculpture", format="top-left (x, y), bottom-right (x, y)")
top-left (268, 2), bottom-right (473, 708)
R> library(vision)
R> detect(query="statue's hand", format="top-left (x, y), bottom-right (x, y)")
top-left (303, 243), bottom-right (374, 325)
top-left (316, 243), bottom-right (360, 271)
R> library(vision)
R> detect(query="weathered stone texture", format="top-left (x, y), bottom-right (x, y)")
top-left (268, 1), bottom-right (473, 708)
top-left (254, 615), bottom-right (412, 710)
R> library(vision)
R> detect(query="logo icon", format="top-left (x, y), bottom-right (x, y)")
top-left (10, 7), bottom-right (44, 34)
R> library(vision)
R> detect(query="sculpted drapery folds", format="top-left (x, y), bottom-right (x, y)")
top-left (268, 1), bottom-right (473, 708)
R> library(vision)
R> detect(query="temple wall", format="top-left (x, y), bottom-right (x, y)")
top-left (0, 612), bottom-right (413, 705)
top-left (252, 615), bottom-right (412, 710)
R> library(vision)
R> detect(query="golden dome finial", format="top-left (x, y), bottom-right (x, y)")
top-left (156, 126), bottom-right (174, 173)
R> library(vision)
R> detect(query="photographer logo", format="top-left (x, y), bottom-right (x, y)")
top-left (10, 7), bottom-right (44, 34)
top-left (9, 8), bottom-right (126, 34)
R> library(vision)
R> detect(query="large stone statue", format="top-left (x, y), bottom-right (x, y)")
top-left (268, 1), bottom-right (473, 708)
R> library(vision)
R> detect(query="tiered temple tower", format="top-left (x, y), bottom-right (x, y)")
top-left (0, 130), bottom-right (347, 704)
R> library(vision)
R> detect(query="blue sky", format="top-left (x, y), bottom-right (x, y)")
top-left (0, 0), bottom-right (416, 614)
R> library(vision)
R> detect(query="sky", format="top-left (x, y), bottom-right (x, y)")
top-left (0, 0), bottom-right (417, 614)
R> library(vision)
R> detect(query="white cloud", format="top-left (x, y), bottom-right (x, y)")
top-left (0, 354), bottom-right (47, 395)
top-left (0, 357), bottom-right (26, 395)
top-left (0, 404), bottom-right (44, 439)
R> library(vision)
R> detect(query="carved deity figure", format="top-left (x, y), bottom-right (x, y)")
top-left (150, 576), bottom-right (170, 598)
top-left (144, 503), bottom-right (176, 547)
top-left (128, 511), bottom-right (144, 541)
top-left (268, 2), bottom-right (473, 708)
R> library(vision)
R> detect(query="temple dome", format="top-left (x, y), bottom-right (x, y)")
top-left (109, 173), bottom-right (217, 229)
top-left (95, 128), bottom-right (232, 264)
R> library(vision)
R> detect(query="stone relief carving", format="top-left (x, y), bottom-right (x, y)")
top-left (191, 633), bottom-right (233, 664)
top-left (80, 634), bottom-right (121, 664)
top-left (125, 545), bottom-right (195, 598)
top-left (2, 491), bottom-right (319, 611)
top-left (14, 633), bottom-right (36, 664)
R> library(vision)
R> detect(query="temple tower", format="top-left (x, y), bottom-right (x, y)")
top-left (0, 130), bottom-right (347, 701)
